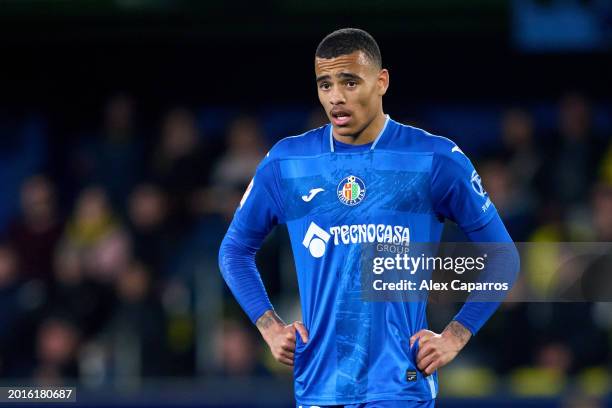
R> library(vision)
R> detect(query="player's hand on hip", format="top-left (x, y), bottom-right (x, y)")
top-left (256, 311), bottom-right (309, 366)
top-left (410, 323), bottom-right (470, 376)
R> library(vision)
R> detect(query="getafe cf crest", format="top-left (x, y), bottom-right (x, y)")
top-left (337, 175), bottom-right (366, 206)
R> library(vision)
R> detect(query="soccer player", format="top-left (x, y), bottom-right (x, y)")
top-left (219, 28), bottom-right (519, 407)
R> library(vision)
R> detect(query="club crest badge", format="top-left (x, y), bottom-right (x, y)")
top-left (337, 175), bottom-right (366, 206)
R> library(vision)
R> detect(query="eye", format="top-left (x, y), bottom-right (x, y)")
top-left (319, 82), bottom-right (331, 90)
top-left (346, 80), bottom-right (357, 88)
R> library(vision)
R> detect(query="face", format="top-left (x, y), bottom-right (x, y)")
top-left (315, 51), bottom-right (388, 137)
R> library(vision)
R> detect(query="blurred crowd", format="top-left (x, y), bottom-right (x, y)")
top-left (0, 92), bottom-right (611, 398)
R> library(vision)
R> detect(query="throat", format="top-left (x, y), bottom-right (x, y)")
top-left (333, 132), bottom-right (374, 145)
top-left (332, 113), bottom-right (388, 146)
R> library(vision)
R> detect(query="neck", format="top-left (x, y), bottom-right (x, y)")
top-left (333, 111), bottom-right (387, 145)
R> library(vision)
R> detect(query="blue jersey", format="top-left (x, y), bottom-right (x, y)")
top-left (221, 116), bottom-right (498, 405)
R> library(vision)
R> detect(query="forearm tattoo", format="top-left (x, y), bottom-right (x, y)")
top-left (256, 310), bottom-right (283, 331)
top-left (443, 320), bottom-right (472, 346)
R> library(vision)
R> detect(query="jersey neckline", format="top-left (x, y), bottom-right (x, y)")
top-left (327, 114), bottom-right (391, 153)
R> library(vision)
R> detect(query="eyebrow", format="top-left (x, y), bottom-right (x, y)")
top-left (316, 72), bottom-right (363, 82)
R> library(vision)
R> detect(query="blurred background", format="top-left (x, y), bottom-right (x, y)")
top-left (0, 0), bottom-right (611, 407)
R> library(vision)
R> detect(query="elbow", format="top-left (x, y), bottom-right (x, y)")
top-left (218, 233), bottom-right (256, 282)
top-left (510, 242), bottom-right (520, 275)
top-left (506, 242), bottom-right (521, 285)
top-left (218, 234), bottom-right (231, 280)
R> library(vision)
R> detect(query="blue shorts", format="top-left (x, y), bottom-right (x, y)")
top-left (298, 400), bottom-right (435, 408)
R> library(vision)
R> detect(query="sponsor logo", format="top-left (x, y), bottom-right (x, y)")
top-left (303, 222), bottom-right (410, 258)
top-left (329, 224), bottom-right (410, 246)
top-left (301, 188), bottom-right (325, 202)
top-left (337, 175), bottom-right (366, 206)
top-left (302, 222), bottom-right (331, 258)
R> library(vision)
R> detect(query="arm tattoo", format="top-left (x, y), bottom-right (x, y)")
top-left (443, 320), bottom-right (472, 347)
top-left (256, 310), bottom-right (283, 331)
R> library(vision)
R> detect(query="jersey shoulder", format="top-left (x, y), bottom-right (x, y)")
top-left (387, 120), bottom-right (474, 171)
top-left (388, 120), bottom-right (463, 158)
top-left (261, 125), bottom-right (328, 166)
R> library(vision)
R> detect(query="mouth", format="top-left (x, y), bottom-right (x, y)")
top-left (331, 109), bottom-right (352, 127)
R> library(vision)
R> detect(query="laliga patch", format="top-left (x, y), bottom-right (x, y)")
top-left (470, 170), bottom-right (486, 198)
top-left (337, 175), bottom-right (366, 206)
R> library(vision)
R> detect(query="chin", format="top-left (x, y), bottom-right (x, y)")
top-left (333, 124), bottom-right (357, 136)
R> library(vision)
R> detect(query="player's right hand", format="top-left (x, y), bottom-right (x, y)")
top-left (257, 311), bottom-right (309, 366)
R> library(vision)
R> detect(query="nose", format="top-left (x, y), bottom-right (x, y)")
top-left (329, 86), bottom-right (346, 105)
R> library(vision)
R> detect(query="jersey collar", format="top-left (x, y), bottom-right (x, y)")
top-left (327, 114), bottom-right (390, 153)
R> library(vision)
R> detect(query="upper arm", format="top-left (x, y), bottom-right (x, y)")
top-left (226, 158), bottom-right (285, 248)
top-left (430, 143), bottom-right (496, 233)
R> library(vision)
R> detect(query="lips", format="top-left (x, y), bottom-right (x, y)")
top-left (331, 108), bottom-right (352, 126)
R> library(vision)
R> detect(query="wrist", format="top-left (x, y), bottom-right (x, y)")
top-left (256, 310), bottom-right (285, 340)
top-left (442, 320), bottom-right (472, 350)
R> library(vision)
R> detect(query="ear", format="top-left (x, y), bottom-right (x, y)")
top-left (377, 69), bottom-right (389, 96)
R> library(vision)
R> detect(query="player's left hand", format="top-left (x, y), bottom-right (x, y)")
top-left (410, 324), bottom-right (471, 376)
